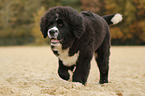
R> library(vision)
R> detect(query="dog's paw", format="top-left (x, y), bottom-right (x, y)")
top-left (99, 79), bottom-right (108, 84)
top-left (58, 70), bottom-right (70, 80)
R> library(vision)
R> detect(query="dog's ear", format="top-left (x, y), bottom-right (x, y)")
top-left (68, 9), bottom-right (85, 39)
top-left (40, 16), bottom-right (48, 38)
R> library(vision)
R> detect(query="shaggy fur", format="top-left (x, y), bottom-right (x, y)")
top-left (40, 6), bottom-right (122, 85)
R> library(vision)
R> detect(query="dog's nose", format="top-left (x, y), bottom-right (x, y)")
top-left (49, 30), bottom-right (58, 36)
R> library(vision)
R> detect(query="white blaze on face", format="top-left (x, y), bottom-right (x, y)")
top-left (52, 44), bottom-right (79, 67)
top-left (47, 26), bottom-right (59, 39)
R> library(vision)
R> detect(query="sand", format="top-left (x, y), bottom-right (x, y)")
top-left (0, 46), bottom-right (145, 96)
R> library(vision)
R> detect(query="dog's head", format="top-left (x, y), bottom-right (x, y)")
top-left (40, 6), bottom-right (85, 48)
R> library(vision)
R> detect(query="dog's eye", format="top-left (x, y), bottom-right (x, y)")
top-left (57, 19), bottom-right (63, 27)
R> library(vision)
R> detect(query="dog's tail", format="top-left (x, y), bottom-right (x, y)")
top-left (102, 13), bottom-right (123, 25)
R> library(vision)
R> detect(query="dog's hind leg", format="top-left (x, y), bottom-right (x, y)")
top-left (95, 38), bottom-right (110, 84)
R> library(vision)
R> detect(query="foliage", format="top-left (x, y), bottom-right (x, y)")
top-left (105, 0), bottom-right (145, 45)
top-left (81, 0), bottom-right (106, 15)
top-left (32, 7), bottom-right (49, 44)
top-left (0, 0), bottom-right (42, 45)
top-left (81, 0), bottom-right (145, 45)
top-left (0, 0), bottom-right (145, 45)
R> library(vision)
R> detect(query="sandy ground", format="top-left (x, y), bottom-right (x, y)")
top-left (0, 46), bottom-right (145, 96)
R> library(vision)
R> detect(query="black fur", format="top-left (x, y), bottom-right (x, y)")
top-left (40, 6), bottom-right (115, 85)
top-left (102, 14), bottom-right (116, 25)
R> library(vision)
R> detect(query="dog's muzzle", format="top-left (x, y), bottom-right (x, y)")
top-left (48, 27), bottom-right (62, 46)
top-left (48, 27), bottom-right (59, 39)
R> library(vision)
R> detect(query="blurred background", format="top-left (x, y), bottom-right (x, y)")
top-left (0, 0), bottom-right (145, 46)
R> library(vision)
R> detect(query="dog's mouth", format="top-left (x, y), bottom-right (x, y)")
top-left (50, 38), bottom-right (63, 46)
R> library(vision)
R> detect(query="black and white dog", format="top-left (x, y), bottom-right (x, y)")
top-left (40, 6), bottom-right (122, 85)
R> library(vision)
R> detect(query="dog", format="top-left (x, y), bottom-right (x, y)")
top-left (40, 6), bottom-right (122, 85)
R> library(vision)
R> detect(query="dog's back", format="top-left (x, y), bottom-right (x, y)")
top-left (81, 11), bottom-right (110, 51)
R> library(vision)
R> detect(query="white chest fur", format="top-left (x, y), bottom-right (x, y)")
top-left (52, 44), bottom-right (79, 66)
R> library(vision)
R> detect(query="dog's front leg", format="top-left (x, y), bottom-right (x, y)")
top-left (72, 54), bottom-right (92, 85)
top-left (58, 59), bottom-right (70, 80)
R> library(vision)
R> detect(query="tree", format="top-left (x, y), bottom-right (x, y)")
top-left (0, 0), bottom-right (12, 37)
top-left (41, 0), bottom-right (81, 10)
top-left (0, 0), bottom-right (42, 45)
top-left (81, 0), bottom-right (106, 15)
top-left (32, 7), bottom-right (49, 44)
top-left (105, 0), bottom-right (145, 44)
